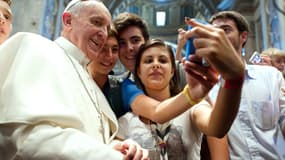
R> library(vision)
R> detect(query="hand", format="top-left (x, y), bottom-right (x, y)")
top-left (175, 28), bottom-right (187, 61)
top-left (182, 56), bottom-right (219, 101)
top-left (113, 139), bottom-right (149, 160)
top-left (177, 28), bottom-right (187, 47)
top-left (281, 87), bottom-right (285, 96)
top-left (183, 18), bottom-right (245, 80)
top-left (258, 54), bottom-right (272, 66)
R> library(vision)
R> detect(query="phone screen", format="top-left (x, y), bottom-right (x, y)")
top-left (249, 51), bottom-right (261, 64)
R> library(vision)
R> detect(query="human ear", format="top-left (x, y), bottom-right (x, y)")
top-left (241, 31), bottom-right (248, 45)
top-left (62, 12), bottom-right (72, 27)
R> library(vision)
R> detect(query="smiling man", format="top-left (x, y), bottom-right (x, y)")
top-left (0, 0), bottom-right (148, 159)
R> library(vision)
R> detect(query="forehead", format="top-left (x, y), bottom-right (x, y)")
top-left (212, 18), bottom-right (237, 29)
top-left (105, 36), bottom-right (118, 45)
top-left (78, 2), bottom-right (111, 21)
top-left (143, 46), bottom-right (169, 56)
top-left (0, 1), bottom-right (12, 15)
top-left (119, 26), bottom-right (144, 39)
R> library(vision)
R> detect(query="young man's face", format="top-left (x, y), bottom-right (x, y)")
top-left (118, 26), bottom-right (146, 72)
top-left (89, 36), bottom-right (119, 76)
top-left (212, 18), bottom-right (247, 54)
top-left (0, 1), bottom-right (12, 44)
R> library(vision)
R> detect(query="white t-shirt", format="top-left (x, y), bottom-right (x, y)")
top-left (118, 101), bottom-right (209, 160)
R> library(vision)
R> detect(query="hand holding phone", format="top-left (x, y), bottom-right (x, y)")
top-left (185, 18), bottom-right (210, 66)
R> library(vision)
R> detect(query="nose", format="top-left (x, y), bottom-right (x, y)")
top-left (126, 41), bottom-right (134, 53)
top-left (105, 48), bottom-right (112, 58)
top-left (152, 60), bottom-right (161, 69)
top-left (0, 13), bottom-right (5, 25)
top-left (97, 26), bottom-right (108, 41)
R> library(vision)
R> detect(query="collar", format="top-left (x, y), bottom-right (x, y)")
top-left (218, 63), bottom-right (255, 82)
top-left (55, 37), bottom-right (90, 68)
top-left (245, 64), bottom-right (257, 80)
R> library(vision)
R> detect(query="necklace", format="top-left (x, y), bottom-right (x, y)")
top-left (57, 42), bottom-right (106, 143)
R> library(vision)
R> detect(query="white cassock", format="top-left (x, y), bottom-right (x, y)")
top-left (0, 32), bottom-right (123, 159)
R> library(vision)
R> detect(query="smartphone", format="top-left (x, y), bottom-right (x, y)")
top-left (185, 19), bottom-right (210, 66)
top-left (249, 51), bottom-right (261, 64)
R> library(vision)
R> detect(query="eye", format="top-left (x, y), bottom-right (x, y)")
top-left (90, 18), bottom-right (102, 27)
top-left (4, 14), bottom-right (10, 20)
top-left (159, 58), bottom-right (168, 64)
top-left (112, 46), bottom-right (119, 54)
top-left (221, 26), bottom-right (232, 34)
top-left (143, 57), bottom-right (153, 64)
top-left (131, 37), bottom-right (142, 45)
top-left (119, 40), bottom-right (126, 47)
top-left (159, 56), bottom-right (169, 64)
top-left (101, 46), bottom-right (108, 53)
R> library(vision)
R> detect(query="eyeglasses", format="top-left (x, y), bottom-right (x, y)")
top-left (64, 0), bottom-right (101, 12)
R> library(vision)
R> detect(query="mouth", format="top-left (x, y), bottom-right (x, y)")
top-left (0, 28), bottom-right (4, 34)
top-left (124, 55), bottom-right (136, 61)
top-left (149, 71), bottom-right (162, 77)
top-left (91, 38), bottom-right (100, 47)
top-left (90, 36), bottom-right (106, 52)
top-left (100, 61), bottom-right (113, 68)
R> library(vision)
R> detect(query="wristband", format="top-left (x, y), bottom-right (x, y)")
top-left (221, 75), bottom-right (244, 89)
top-left (183, 85), bottom-right (202, 106)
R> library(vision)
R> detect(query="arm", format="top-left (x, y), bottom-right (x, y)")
top-left (122, 74), bottom-right (216, 124)
top-left (175, 28), bottom-right (187, 61)
top-left (206, 136), bottom-right (229, 160)
top-left (185, 19), bottom-right (245, 137)
top-left (0, 33), bottom-right (122, 160)
top-left (0, 124), bottom-right (123, 160)
top-left (125, 20), bottom-right (244, 127)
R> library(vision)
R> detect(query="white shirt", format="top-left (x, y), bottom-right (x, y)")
top-left (209, 64), bottom-right (285, 160)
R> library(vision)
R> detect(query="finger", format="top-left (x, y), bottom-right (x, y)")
top-left (141, 149), bottom-right (150, 160)
top-left (184, 62), bottom-right (216, 84)
top-left (132, 147), bottom-right (143, 160)
top-left (123, 142), bottom-right (136, 159)
top-left (177, 28), bottom-right (185, 33)
top-left (185, 17), bottom-right (215, 32)
top-left (113, 141), bottom-right (128, 155)
top-left (185, 68), bottom-right (215, 89)
top-left (184, 61), bottom-right (218, 84)
top-left (188, 54), bottom-right (203, 64)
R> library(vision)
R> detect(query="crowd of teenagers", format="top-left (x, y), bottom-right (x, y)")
top-left (0, 0), bottom-right (284, 159)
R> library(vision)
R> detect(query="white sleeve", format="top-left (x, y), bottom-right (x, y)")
top-left (0, 123), bottom-right (123, 160)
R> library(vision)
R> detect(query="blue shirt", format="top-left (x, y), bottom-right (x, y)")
top-left (121, 77), bottom-right (143, 112)
top-left (209, 64), bottom-right (285, 160)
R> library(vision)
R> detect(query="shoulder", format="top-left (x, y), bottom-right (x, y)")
top-left (246, 64), bottom-right (283, 79)
top-left (7, 32), bottom-right (52, 45)
top-left (247, 64), bottom-right (279, 73)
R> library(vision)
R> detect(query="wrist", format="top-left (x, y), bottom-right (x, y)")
top-left (182, 85), bottom-right (203, 106)
top-left (221, 74), bottom-right (245, 89)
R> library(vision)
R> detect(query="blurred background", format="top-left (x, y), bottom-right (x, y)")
top-left (10, 0), bottom-right (285, 62)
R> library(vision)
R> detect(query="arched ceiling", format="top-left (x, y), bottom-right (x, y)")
top-left (103, 0), bottom-right (256, 42)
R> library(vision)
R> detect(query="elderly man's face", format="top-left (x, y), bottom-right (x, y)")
top-left (68, 1), bottom-right (111, 60)
top-left (0, 1), bottom-right (12, 44)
